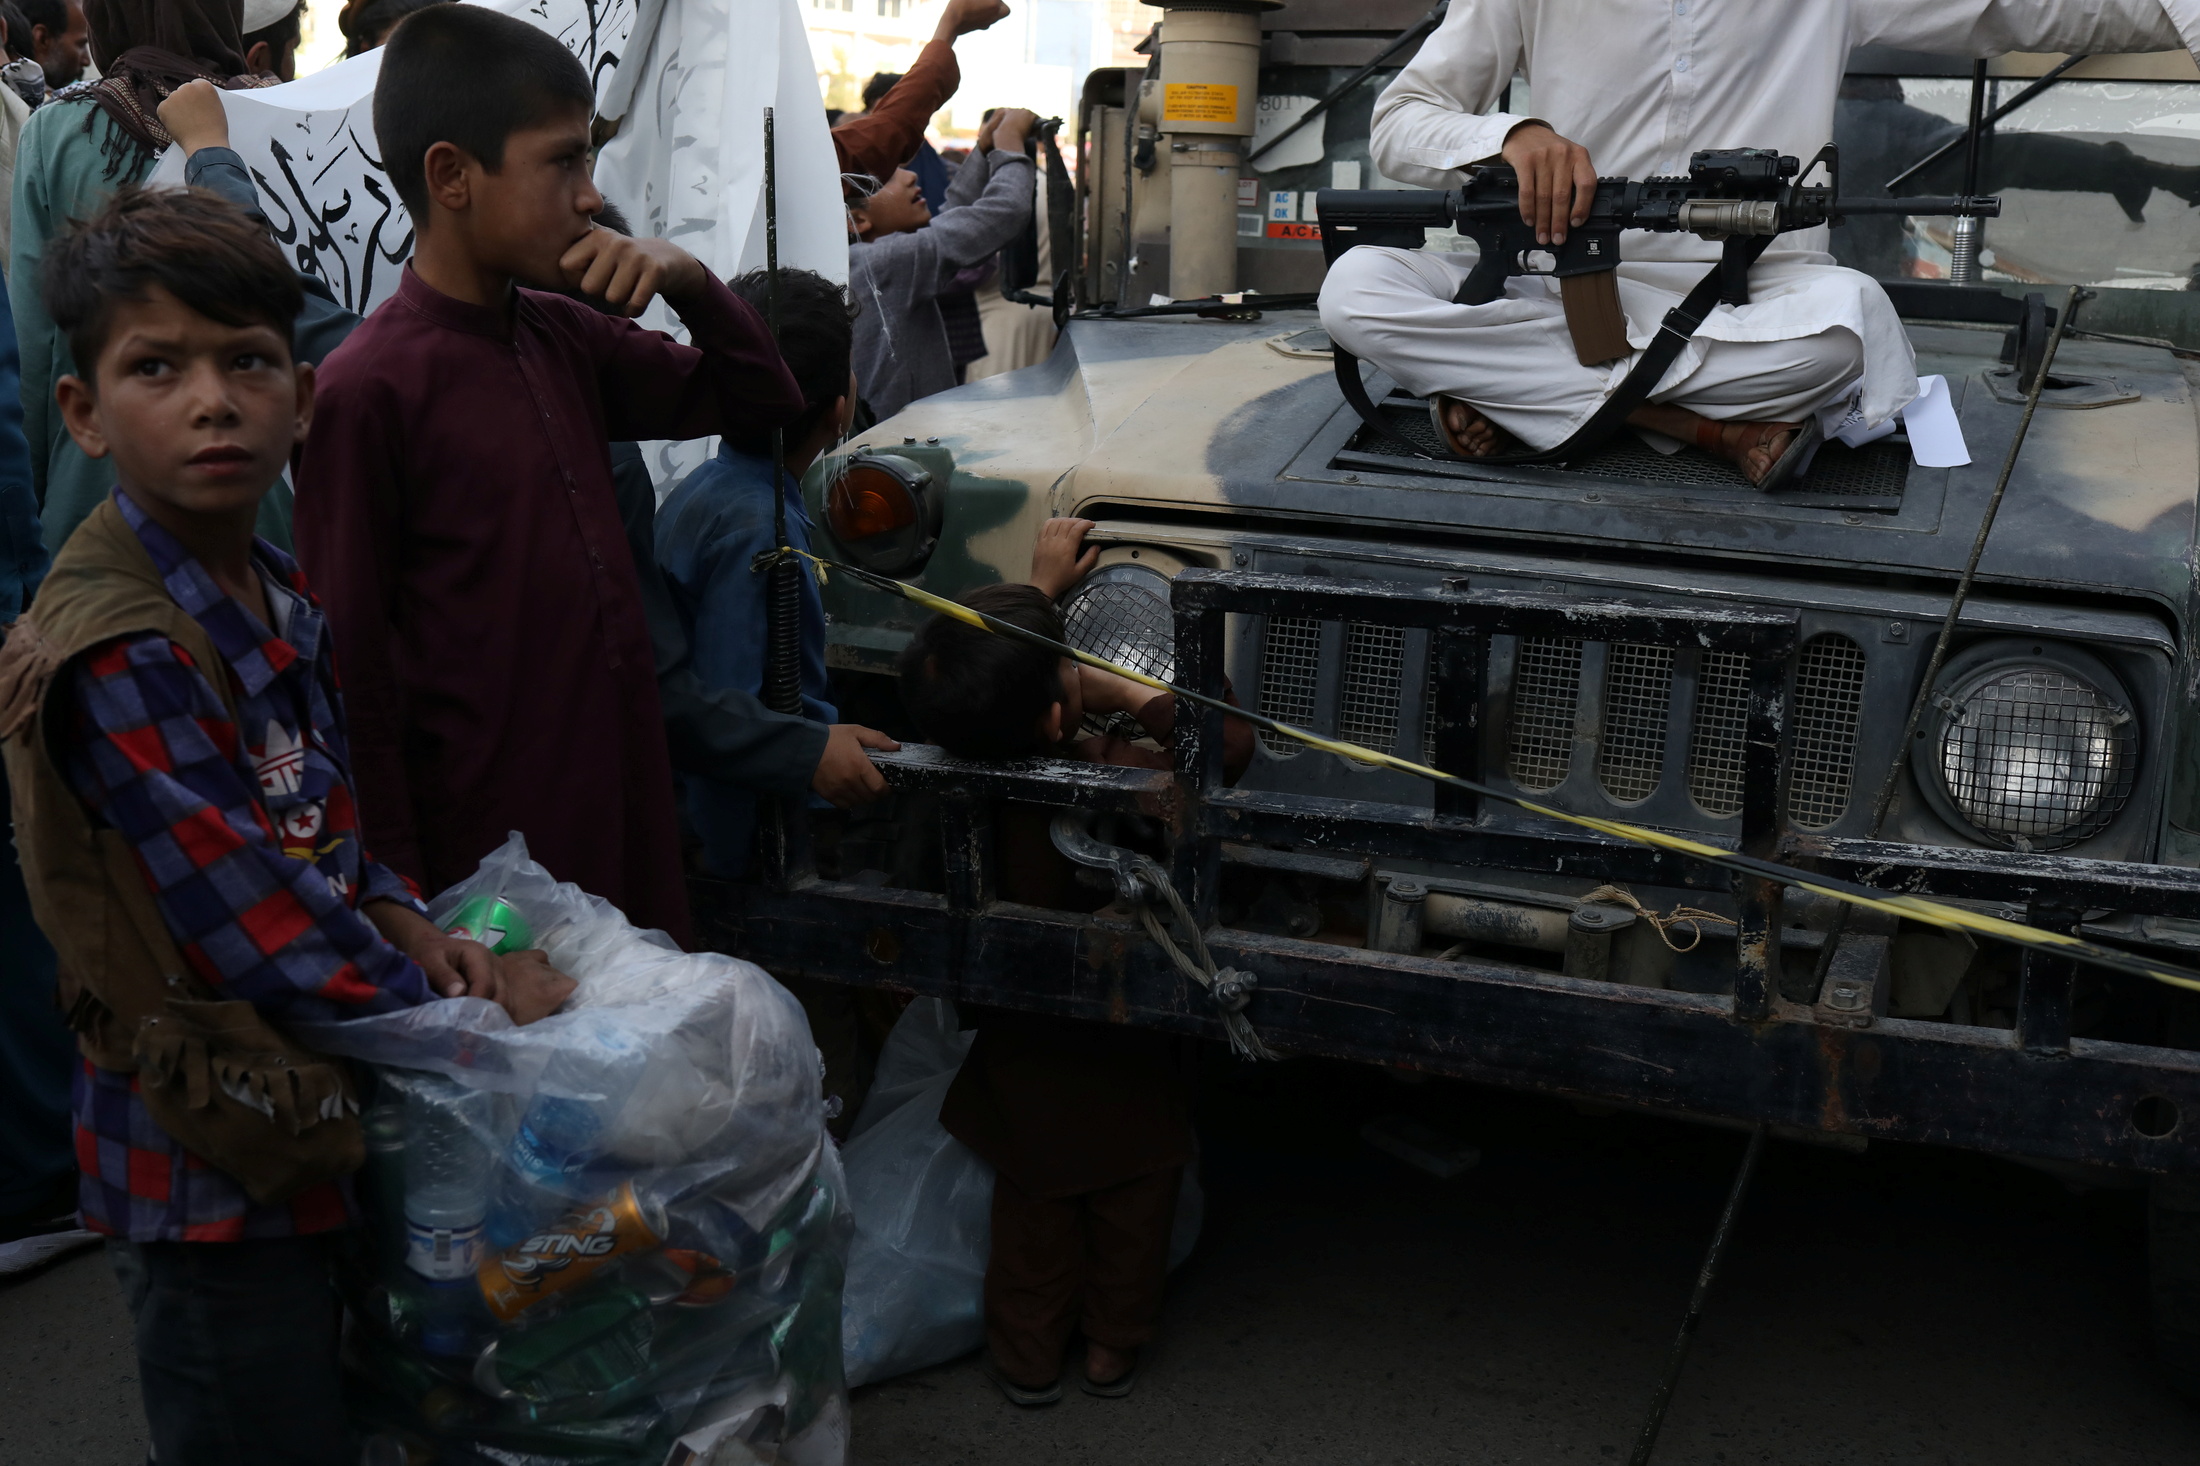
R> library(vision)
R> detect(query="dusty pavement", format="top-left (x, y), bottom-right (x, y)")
top-left (6, 1053), bottom-right (2198, 1465)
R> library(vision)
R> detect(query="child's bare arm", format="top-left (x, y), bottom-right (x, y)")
top-left (1029, 517), bottom-right (1097, 599)
top-left (1077, 662), bottom-right (1157, 717)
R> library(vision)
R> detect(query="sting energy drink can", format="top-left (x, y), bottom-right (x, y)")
top-left (478, 1181), bottom-right (667, 1322)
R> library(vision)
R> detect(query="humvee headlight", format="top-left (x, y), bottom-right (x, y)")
top-left (824, 452), bottom-right (940, 576)
top-left (1915, 643), bottom-right (2138, 852)
top-left (1061, 563), bottom-right (1175, 685)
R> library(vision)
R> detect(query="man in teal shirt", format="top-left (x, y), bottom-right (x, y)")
top-left (10, 0), bottom-right (275, 553)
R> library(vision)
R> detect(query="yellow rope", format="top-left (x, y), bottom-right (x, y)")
top-left (798, 548), bottom-right (2200, 998)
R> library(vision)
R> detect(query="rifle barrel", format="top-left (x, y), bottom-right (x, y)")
top-left (1834, 195), bottom-right (2001, 217)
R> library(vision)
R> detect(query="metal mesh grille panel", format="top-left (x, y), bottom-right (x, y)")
top-left (1506, 637), bottom-right (1583, 792)
top-left (1061, 577), bottom-right (1175, 685)
top-left (1936, 667), bottom-right (2136, 849)
top-left (1790, 634), bottom-right (1867, 830)
top-left (1686, 651), bottom-right (1750, 817)
top-left (1596, 644), bottom-right (1674, 803)
top-left (1339, 625), bottom-right (1407, 755)
top-left (1423, 662), bottom-right (1442, 766)
top-left (1349, 400), bottom-right (1909, 496)
top-left (1258, 616), bottom-right (1322, 757)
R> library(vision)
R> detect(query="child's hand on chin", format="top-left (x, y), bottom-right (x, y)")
top-left (558, 231), bottom-right (706, 317)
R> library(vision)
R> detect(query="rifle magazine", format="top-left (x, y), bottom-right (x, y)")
top-left (1562, 271), bottom-right (1631, 366)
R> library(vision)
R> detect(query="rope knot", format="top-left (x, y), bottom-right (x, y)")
top-left (1580, 884), bottom-right (1734, 953)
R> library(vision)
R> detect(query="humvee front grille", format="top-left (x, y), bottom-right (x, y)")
top-left (1340, 624), bottom-right (1408, 753)
top-left (1789, 634), bottom-right (1868, 829)
top-left (1597, 644), bottom-right (1676, 803)
top-left (1685, 651), bottom-right (1751, 817)
top-left (1252, 616), bottom-right (1868, 830)
top-left (1506, 637), bottom-right (1583, 792)
top-left (1257, 616), bottom-right (1323, 757)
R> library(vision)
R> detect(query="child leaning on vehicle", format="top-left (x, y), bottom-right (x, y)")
top-left (0, 186), bottom-right (569, 1466)
top-left (895, 519), bottom-right (1254, 1407)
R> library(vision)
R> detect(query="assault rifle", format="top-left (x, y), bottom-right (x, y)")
top-left (1315, 145), bottom-right (1998, 365)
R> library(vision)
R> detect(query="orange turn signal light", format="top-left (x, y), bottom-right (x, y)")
top-left (826, 463), bottom-right (920, 542)
top-left (822, 451), bottom-right (942, 575)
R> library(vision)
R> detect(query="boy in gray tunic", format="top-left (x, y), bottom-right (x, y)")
top-left (848, 106), bottom-right (1036, 420)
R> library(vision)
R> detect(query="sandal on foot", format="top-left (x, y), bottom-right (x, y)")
top-left (982, 1361), bottom-right (1063, 1407)
top-left (1693, 414), bottom-right (1824, 491)
top-left (1428, 396), bottom-right (1463, 457)
top-left (1428, 395), bottom-right (1516, 459)
top-left (1753, 414), bottom-right (1823, 492)
top-left (1081, 1359), bottom-right (1140, 1399)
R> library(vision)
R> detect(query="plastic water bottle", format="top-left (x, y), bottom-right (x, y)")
top-left (401, 1075), bottom-right (495, 1355)
top-left (485, 1022), bottom-right (646, 1248)
top-left (360, 1103), bottom-right (407, 1269)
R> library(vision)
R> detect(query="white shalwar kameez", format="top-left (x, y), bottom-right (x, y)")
top-left (1320, 0), bottom-right (2200, 451)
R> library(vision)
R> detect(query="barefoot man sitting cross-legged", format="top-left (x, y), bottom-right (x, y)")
top-left (1318, 0), bottom-right (2200, 488)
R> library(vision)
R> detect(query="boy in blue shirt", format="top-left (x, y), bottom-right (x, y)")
top-left (656, 268), bottom-right (895, 876)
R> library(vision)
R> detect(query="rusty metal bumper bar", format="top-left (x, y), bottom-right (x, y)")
top-left (702, 873), bottom-right (2200, 1173)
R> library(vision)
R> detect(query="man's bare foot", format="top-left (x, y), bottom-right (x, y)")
top-left (1086, 1341), bottom-right (1136, 1386)
top-left (1430, 395), bottom-right (1519, 458)
top-left (1627, 404), bottom-right (1801, 486)
top-left (1700, 418), bottom-right (1803, 485)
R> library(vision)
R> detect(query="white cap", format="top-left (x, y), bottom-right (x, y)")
top-left (242, 0), bottom-right (299, 33)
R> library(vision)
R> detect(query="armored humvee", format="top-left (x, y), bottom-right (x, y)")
top-left (705, 5), bottom-right (2200, 1392)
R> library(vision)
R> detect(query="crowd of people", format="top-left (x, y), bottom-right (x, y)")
top-left (0, 0), bottom-right (1187, 1459)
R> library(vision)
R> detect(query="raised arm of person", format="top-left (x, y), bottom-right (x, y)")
top-left (832, 0), bottom-right (1010, 183)
top-left (915, 114), bottom-right (1036, 294)
top-left (162, 80), bottom-right (362, 368)
top-left (290, 382), bottom-right (424, 887)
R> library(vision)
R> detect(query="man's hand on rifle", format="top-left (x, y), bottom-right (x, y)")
top-left (1502, 121), bottom-right (1597, 246)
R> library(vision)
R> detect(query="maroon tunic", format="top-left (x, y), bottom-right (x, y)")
top-left (293, 268), bottom-right (802, 944)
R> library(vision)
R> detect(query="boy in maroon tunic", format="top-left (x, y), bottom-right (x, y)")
top-left (293, 7), bottom-right (802, 941)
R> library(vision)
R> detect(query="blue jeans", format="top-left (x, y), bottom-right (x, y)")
top-left (107, 1235), bottom-right (351, 1466)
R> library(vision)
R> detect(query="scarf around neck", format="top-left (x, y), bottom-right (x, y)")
top-left (81, 0), bottom-right (257, 179)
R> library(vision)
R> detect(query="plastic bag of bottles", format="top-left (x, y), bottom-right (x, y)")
top-left (299, 834), bottom-right (850, 1466)
top-left (835, 1000), bottom-right (1204, 1387)
top-left (837, 999), bottom-right (991, 1387)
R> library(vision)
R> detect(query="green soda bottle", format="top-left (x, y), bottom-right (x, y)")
top-left (474, 1284), bottom-right (658, 1413)
top-left (441, 896), bottom-right (533, 955)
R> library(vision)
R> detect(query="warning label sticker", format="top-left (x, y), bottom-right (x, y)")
top-left (1163, 83), bottom-right (1240, 124)
top-left (1266, 221), bottom-right (1321, 241)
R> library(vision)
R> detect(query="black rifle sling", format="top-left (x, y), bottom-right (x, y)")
top-left (1330, 234), bottom-right (1774, 464)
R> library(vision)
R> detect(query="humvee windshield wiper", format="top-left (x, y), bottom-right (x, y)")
top-left (1881, 52), bottom-right (2090, 194)
top-left (1243, 0), bottom-right (1450, 169)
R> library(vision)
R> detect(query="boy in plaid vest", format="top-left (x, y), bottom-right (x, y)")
top-left (0, 186), bottom-right (567, 1465)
